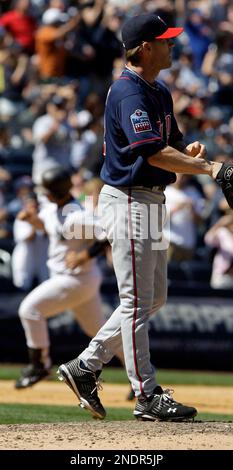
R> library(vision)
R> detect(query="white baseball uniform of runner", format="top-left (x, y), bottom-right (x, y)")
top-left (19, 200), bottom-right (105, 350)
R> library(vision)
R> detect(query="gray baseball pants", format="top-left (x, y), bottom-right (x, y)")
top-left (79, 185), bottom-right (167, 397)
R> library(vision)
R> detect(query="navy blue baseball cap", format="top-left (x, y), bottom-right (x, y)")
top-left (121, 14), bottom-right (183, 50)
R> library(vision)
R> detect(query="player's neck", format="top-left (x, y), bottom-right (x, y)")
top-left (126, 63), bottom-right (160, 84)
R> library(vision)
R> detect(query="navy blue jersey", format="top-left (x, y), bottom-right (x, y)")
top-left (100, 67), bottom-right (183, 187)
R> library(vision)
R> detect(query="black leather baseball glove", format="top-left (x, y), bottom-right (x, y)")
top-left (215, 163), bottom-right (233, 209)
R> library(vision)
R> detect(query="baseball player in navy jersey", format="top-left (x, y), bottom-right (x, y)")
top-left (58, 14), bottom-right (227, 421)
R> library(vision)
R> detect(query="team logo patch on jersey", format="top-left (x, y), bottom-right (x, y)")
top-left (130, 109), bottom-right (152, 133)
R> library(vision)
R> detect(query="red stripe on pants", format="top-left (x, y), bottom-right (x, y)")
top-left (128, 189), bottom-right (144, 396)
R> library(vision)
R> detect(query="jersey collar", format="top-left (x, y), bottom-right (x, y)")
top-left (124, 66), bottom-right (158, 90)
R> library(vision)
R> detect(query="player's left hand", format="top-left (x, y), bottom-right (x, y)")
top-left (65, 250), bottom-right (90, 269)
top-left (185, 141), bottom-right (207, 158)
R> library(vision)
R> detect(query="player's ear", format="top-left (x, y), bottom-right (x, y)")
top-left (141, 41), bottom-right (152, 53)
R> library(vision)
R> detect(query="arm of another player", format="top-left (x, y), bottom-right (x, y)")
top-left (65, 240), bottom-right (110, 269)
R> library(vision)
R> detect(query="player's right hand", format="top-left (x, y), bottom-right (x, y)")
top-left (185, 141), bottom-right (206, 158)
top-left (65, 250), bottom-right (90, 269)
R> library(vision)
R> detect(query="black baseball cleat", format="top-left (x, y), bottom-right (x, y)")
top-left (126, 386), bottom-right (136, 401)
top-left (134, 386), bottom-right (197, 422)
top-left (15, 348), bottom-right (51, 389)
top-left (15, 364), bottom-right (51, 389)
top-left (57, 359), bottom-right (106, 420)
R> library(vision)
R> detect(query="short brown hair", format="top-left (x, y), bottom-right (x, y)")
top-left (125, 45), bottom-right (142, 65)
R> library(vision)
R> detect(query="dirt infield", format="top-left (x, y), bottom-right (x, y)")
top-left (1, 421), bottom-right (233, 450)
top-left (0, 381), bottom-right (233, 450)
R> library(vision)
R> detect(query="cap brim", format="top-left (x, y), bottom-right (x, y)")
top-left (156, 27), bottom-right (184, 39)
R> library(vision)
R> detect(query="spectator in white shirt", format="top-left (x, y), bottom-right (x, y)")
top-left (205, 213), bottom-right (233, 289)
top-left (164, 174), bottom-right (205, 262)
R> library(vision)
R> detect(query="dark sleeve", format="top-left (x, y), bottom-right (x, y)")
top-left (88, 239), bottom-right (110, 258)
top-left (118, 94), bottom-right (166, 158)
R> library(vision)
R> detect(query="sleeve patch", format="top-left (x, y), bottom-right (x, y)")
top-left (130, 109), bottom-right (152, 133)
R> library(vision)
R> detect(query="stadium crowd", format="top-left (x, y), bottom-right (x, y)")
top-left (0, 0), bottom-right (233, 291)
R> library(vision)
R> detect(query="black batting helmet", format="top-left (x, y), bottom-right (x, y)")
top-left (41, 166), bottom-right (72, 199)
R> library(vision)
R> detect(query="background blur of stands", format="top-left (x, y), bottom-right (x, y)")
top-left (0, 256), bottom-right (232, 371)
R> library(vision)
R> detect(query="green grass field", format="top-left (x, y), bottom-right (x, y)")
top-left (1, 365), bottom-right (233, 424)
top-left (0, 403), bottom-right (232, 424)
top-left (1, 365), bottom-right (233, 386)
